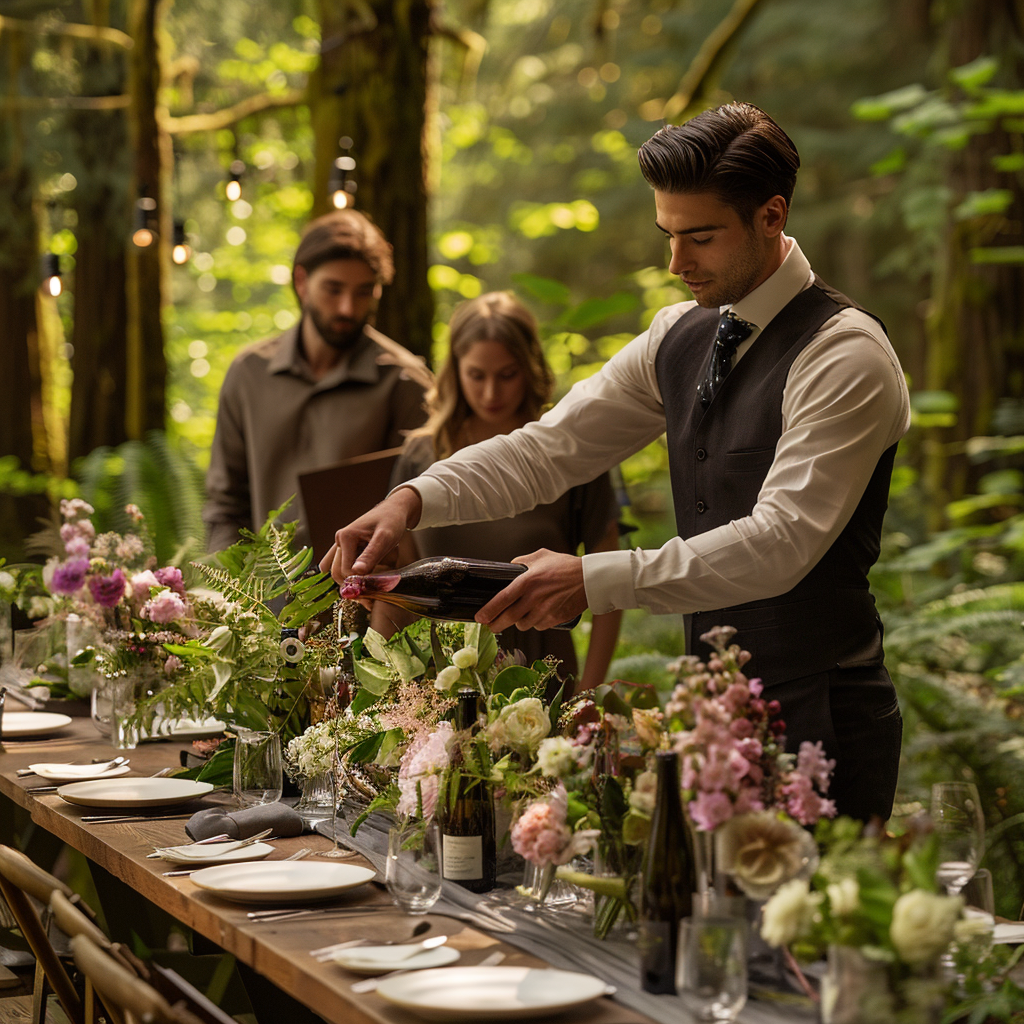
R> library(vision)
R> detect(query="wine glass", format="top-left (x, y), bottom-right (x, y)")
top-left (386, 820), bottom-right (443, 914)
top-left (677, 916), bottom-right (748, 1022)
top-left (315, 684), bottom-right (356, 859)
top-left (930, 782), bottom-right (984, 895)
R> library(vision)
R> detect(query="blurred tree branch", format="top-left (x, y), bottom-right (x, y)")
top-left (0, 14), bottom-right (132, 49)
top-left (663, 0), bottom-right (766, 122)
top-left (163, 88), bottom-right (304, 135)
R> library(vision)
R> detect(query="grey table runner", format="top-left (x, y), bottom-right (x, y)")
top-left (316, 808), bottom-right (813, 1024)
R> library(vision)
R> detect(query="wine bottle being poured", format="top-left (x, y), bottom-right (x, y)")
top-left (340, 556), bottom-right (580, 629)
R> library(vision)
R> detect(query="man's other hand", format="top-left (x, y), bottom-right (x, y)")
top-left (320, 486), bottom-right (423, 582)
top-left (475, 549), bottom-right (588, 632)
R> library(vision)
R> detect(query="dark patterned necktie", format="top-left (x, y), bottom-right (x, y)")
top-left (698, 311), bottom-right (756, 408)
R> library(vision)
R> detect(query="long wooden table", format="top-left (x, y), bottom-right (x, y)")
top-left (0, 715), bottom-right (652, 1024)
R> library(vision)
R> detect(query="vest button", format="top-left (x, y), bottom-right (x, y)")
top-left (696, 501), bottom-right (706, 513)
top-left (696, 448), bottom-right (706, 461)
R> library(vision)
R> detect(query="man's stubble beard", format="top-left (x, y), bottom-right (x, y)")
top-left (690, 227), bottom-right (770, 309)
top-left (306, 306), bottom-right (369, 351)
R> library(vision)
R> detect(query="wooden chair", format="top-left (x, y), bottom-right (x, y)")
top-left (69, 937), bottom-right (205, 1024)
top-left (0, 847), bottom-right (85, 1024)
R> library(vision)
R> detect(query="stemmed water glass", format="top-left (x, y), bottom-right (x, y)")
top-left (930, 782), bottom-right (985, 896)
top-left (315, 666), bottom-right (356, 860)
top-left (677, 916), bottom-right (748, 1022)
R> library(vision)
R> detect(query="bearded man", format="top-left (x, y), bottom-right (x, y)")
top-left (204, 210), bottom-right (428, 552)
top-left (325, 104), bottom-right (911, 822)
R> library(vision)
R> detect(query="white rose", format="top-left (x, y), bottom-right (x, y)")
top-left (452, 647), bottom-right (478, 669)
top-left (827, 878), bottom-right (860, 917)
top-left (760, 878), bottom-right (821, 948)
top-left (889, 890), bottom-right (962, 965)
top-left (494, 697), bottom-right (550, 753)
top-left (628, 771), bottom-right (657, 815)
top-left (536, 737), bottom-right (578, 778)
top-left (434, 665), bottom-right (461, 691)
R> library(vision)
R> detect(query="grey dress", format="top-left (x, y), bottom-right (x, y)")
top-left (392, 435), bottom-right (619, 682)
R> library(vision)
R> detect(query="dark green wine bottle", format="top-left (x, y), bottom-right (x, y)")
top-left (439, 690), bottom-right (496, 893)
top-left (639, 750), bottom-right (695, 994)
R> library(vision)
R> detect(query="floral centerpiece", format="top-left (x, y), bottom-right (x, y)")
top-left (759, 816), bottom-right (971, 1023)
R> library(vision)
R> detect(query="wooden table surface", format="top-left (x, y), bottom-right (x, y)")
top-left (0, 714), bottom-right (652, 1024)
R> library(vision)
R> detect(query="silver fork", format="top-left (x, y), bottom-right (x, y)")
top-left (149, 827), bottom-right (274, 859)
top-left (283, 848), bottom-right (311, 862)
top-left (349, 949), bottom-right (505, 994)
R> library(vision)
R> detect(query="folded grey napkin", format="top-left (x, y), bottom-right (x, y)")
top-left (185, 804), bottom-right (303, 841)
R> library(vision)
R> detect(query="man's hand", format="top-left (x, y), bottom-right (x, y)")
top-left (476, 548), bottom-right (588, 632)
top-left (319, 486), bottom-right (423, 582)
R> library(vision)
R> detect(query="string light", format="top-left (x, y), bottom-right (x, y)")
top-left (40, 253), bottom-right (62, 297)
top-left (132, 196), bottom-right (157, 248)
top-left (225, 159), bottom-right (245, 202)
top-left (329, 137), bottom-right (357, 209)
top-left (172, 221), bottom-right (192, 265)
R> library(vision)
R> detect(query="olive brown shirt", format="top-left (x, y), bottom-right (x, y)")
top-left (204, 323), bottom-right (428, 552)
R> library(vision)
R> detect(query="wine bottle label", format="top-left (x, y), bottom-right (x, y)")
top-left (442, 833), bottom-right (483, 880)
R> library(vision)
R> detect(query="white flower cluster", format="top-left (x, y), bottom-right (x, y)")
top-left (284, 720), bottom-right (337, 780)
top-left (485, 697), bottom-right (550, 755)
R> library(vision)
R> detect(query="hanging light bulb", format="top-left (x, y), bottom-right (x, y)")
top-left (225, 159), bottom-right (245, 202)
top-left (132, 196), bottom-right (157, 248)
top-left (40, 253), bottom-right (62, 297)
top-left (171, 221), bottom-right (192, 265)
top-left (329, 152), bottom-right (357, 210)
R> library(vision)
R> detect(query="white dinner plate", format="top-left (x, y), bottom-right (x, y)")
top-left (157, 841), bottom-right (275, 867)
top-left (330, 945), bottom-right (460, 975)
top-left (376, 966), bottom-right (609, 1020)
top-left (57, 778), bottom-right (214, 808)
top-left (994, 922), bottom-right (1024, 945)
top-left (189, 861), bottom-right (376, 904)
top-left (29, 763), bottom-right (132, 783)
top-left (2, 712), bottom-right (73, 738)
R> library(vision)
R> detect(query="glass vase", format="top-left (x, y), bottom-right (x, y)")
top-left (295, 770), bottom-right (336, 828)
top-left (820, 946), bottom-right (945, 1024)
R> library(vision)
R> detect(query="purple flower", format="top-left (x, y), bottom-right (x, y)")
top-left (88, 568), bottom-right (126, 609)
top-left (154, 566), bottom-right (185, 596)
top-left (50, 559), bottom-right (90, 596)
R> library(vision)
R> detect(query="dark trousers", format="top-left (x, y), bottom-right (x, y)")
top-left (765, 665), bottom-right (902, 824)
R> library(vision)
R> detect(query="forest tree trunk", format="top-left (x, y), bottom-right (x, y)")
top-left (923, 0), bottom-right (1024, 510)
top-left (309, 0), bottom-right (435, 360)
top-left (67, 46), bottom-right (132, 465)
top-left (126, 0), bottom-right (169, 438)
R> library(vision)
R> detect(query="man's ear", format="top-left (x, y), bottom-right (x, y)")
top-left (373, 282), bottom-right (383, 301)
top-left (293, 264), bottom-right (309, 304)
top-left (760, 196), bottom-right (788, 238)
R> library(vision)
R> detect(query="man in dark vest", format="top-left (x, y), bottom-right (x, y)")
top-left (323, 103), bottom-right (911, 823)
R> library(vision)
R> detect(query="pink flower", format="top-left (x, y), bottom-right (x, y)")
top-left (88, 568), bottom-right (126, 609)
top-left (688, 790), bottom-right (735, 831)
top-left (50, 559), bottom-right (90, 595)
top-left (795, 741), bottom-right (835, 793)
top-left (729, 718), bottom-right (754, 739)
top-left (130, 570), bottom-right (161, 602)
top-left (141, 590), bottom-right (187, 624)
top-left (396, 722), bottom-right (453, 819)
top-left (748, 678), bottom-right (763, 697)
top-left (154, 566), bottom-right (186, 597)
top-left (60, 520), bottom-right (95, 549)
top-left (511, 786), bottom-right (598, 867)
top-left (164, 655), bottom-right (183, 676)
top-left (64, 536), bottom-right (91, 559)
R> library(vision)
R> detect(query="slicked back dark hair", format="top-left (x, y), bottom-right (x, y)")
top-left (637, 103), bottom-right (800, 224)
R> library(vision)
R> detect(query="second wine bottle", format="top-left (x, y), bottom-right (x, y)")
top-left (438, 689), bottom-right (496, 893)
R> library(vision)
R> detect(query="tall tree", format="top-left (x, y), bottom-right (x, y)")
top-left (309, 0), bottom-right (434, 358)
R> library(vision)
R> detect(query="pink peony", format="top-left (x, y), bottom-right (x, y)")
top-left (88, 568), bottom-right (126, 609)
top-left (510, 786), bottom-right (598, 868)
top-left (50, 559), bottom-right (90, 595)
top-left (396, 722), bottom-right (453, 819)
top-left (154, 566), bottom-right (186, 597)
top-left (688, 790), bottom-right (735, 831)
top-left (141, 590), bottom-right (187, 624)
top-left (64, 536), bottom-right (91, 559)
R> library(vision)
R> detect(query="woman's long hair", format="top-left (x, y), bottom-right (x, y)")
top-left (415, 292), bottom-right (555, 460)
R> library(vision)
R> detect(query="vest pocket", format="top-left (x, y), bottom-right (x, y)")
top-left (723, 447), bottom-right (775, 474)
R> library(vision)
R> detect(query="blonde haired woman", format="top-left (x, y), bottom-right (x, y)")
top-left (374, 291), bottom-right (622, 694)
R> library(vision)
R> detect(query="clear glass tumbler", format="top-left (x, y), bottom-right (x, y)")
top-left (677, 916), bottom-right (748, 1022)
top-left (232, 729), bottom-right (283, 807)
top-left (110, 678), bottom-right (141, 750)
top-left (386, 821), bottom-right (443, 915)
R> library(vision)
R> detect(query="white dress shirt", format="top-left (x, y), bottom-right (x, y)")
top-left (405, 238), bottom-right (911, 616)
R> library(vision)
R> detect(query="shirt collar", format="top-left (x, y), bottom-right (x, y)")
top-left (725, 235), bottom-right (813, 333)
top-left (266, 321), bottom-right (382, 387)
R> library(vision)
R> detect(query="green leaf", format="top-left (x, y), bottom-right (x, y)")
top-left (869, 148), bottom-right (907, 176)
top-left (510, 272), bottom-right (570, 306)
top-left (348, 731), bottom-right (385, 763)
top-left (910, 390), bottom-right (960, 414)
top-left (555, 293), bottom-right (638, 332)
top-left (992, 153), bottom-right (1024, 172)
top-left (362, 628), bottom-right (390, 663)
top-left (970, 246), bottom-right (1024, 265)
top-left (349, 685), bottom-right (381, 716)
top-left (851, 84), bottom-right (930, 121)
top-left (949, 55), bottom-right (999, 91)
top-left (954, 189), bottom-right (1014, 221)
top-left (491, 665), bottom-right (538, 697)
top-left (475, 627), bottom-right (498, 673)
top-left (352, 657), bottom-right (394, 695)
